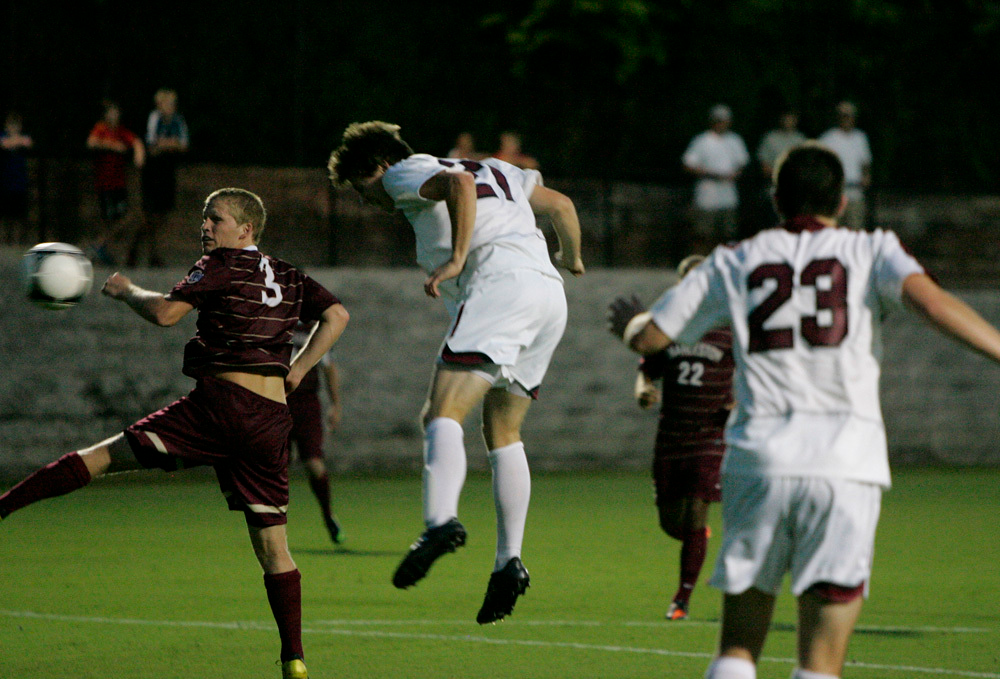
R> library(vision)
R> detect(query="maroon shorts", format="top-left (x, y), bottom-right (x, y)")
top-left (124, 376), bottom-right (293, 527)
top-left (287, 390), bottom-right (324, 461)
top-left (653, 451), bottom-right (723, 506)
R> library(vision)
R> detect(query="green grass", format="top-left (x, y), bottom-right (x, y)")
top-left (1, 468), bottom-right (998, 678)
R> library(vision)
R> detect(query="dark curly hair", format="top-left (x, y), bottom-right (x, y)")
top-left (327, 121), bottom-right (414, 187)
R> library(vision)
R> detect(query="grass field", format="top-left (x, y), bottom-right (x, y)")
top-left (1, 468), bottom-right (998, 679)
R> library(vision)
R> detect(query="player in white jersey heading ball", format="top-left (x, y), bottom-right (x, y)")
top-left (328, 121), bottom-right (584, 624)
top-left (610, 141), bottom-right (1000, 679)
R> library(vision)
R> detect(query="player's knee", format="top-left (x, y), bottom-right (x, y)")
top-left (658, 509), bottom-right (683, 539)
top-left (482, 422), bottom-right (521, 451)
top-left (247, 522), bottom-right (293, 572)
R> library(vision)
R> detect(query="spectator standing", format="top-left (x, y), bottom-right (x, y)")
top-left (447, 132), bottom-right (487, 160)
top-left (0, 111), bottom-right (34, 244)
top-left (492, 131), bottom-right (540, 170)
top-left (756, 110), bottom-right (806, 181)
top-left (754, 110), bottom-right (807, 226)
top-left (819, 101), bottom-right (871, 230)
top-left (138, 88), bottom-right (189, 267)
top-left (86, 100), bottom-right (145, 265)
top-left (682, 104), bottom-right (749, 252)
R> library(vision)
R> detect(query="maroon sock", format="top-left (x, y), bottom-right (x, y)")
top-left (674, 528), bottom-right (709, 604)
top-left (263, 569), bottom-right (304, 662)
top-left (0, 452), bottom-right (91, 519)
top-left (308, 471), bottom-right (333, 519)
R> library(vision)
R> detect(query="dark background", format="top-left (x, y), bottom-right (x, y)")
top-left (3, 0), bottom-right (999, 191)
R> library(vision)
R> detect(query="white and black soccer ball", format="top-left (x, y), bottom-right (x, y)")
top-left (22, 242), bottom-right (94, 310)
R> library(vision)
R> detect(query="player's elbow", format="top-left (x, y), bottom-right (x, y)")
top-left (151, 299), bottom-right (191, 327)
top-left (327, 303), bottom-right (350, 328)
top-left (627, 320), bottom-right (671, 356)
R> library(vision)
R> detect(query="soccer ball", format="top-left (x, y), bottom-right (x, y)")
top-left (22, 242), bottom-right (94, 310)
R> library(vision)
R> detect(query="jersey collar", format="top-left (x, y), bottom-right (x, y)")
top-left (781, 216), bottom-right (828, 233)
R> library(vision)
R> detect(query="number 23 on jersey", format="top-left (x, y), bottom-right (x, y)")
top-left (748, 258), bottom-right (848, 353)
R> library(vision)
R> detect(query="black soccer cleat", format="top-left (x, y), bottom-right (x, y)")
top-left (476, 557), bottom-right (530, 624)
top-left (392, 518), bottom-right (467, 589)
top-left (325, 515), bottom-right (344, 545)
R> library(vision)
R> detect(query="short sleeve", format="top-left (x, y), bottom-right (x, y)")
top-left (299, 274), bottom-right (339, 323)
top-left (873, 230), bottom-right (924, 311)
top-left (681, 135), bottom-right (702, 169)
top-left (649, 249), bottom-right (731, 346)
top-left (859, 131), bottom-right (873, 164)
top-left (733, 134), bottom-right (750, 167)
top-left (167, 254), bottom-right (230, 307)
top-left (382, 154), bottom-right (454, 206)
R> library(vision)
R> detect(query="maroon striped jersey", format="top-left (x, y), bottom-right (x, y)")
top-left (639, 327), bottom-right (734, 458)
top-left (167, 247), bottom-right (339, 379)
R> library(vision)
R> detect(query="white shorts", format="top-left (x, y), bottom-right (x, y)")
top-left (439, 269), bottom-right (567, 398)
top-left (709, 474), bottom-right (882, 597)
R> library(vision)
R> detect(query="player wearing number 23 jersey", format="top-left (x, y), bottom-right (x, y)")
top-left (613, 140), bottom-right (1000, 679)
top-left (649, 222), bottom-right (921, 487)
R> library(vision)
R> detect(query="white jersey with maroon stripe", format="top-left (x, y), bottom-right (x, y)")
top-left (648, 219), bottom-right (924, 487)
top-left (381, 153), bottom-right (562, 315)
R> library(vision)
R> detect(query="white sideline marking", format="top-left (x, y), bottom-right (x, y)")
top-left (311, 618), bottom-right (993, 635)
top-left (2, 610), bottom-right (998, 678)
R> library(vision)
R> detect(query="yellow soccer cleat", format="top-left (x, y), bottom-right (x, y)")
top-left (282, 658), bottom-right (308, 679)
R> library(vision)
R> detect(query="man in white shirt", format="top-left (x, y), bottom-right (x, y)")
top-left (682, 104), bottom-right (750, 253)
top-left (609, 141), bottom-right (1000, 679)
top-left (819, 101), bottom-right (872, 230)
top-left (328, 121), bottom-right (584, 624)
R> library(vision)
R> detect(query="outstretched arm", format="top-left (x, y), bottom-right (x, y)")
top-left (903, 273), bottom-right (1000, 363)
top-left (529, 185), bottom-right (584, 276)
top-left (101, 272), bottom-right (192, 326)
top-left (286, 303), bottom-right (350, 394)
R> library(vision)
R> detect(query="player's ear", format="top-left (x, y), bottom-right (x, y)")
top-left (836, 194), bottom-right (848, 218)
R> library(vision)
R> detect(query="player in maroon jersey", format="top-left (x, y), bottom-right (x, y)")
top-left (635, 254), bottom-right (734, 621)
top-left (288, 320), bottom-right (344, 544)
top-left (0, 188), bottom-right (349, 679)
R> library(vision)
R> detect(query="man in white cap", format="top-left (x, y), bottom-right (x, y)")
top-left (682, 104), bottom-right (750, 253)
top-left (819, 101), bottom-right (872, 230)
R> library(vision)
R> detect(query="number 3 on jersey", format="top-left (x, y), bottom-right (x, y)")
top-left (258, 257), bottom-right (283, 308)
top-left (748, 258), bottom-right (848, 352)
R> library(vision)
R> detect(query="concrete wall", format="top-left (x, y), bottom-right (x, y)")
top-left (4, 250), bottom-right (1000, 483)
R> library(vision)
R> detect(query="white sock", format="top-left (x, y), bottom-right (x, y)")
top-left (790, 669), bottom-right (839, 679)
top-left (422, 417), bottom-right (466, 528)
top-left (705, 656), bottom-right (756, 679)
top-left (488, 441), bottom-right (530, 571)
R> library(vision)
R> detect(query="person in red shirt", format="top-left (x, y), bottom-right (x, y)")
top-left (0, 188), bottom-right (349, 679)
top-left (634, 255), bottom-right (734, 621)
top-left (86, 100), bottom-right (145, 265)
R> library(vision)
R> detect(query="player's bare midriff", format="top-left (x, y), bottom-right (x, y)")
top-left (213, 371), bottom-right (287, 404)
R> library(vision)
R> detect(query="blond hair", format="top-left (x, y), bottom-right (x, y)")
top-left (204, 188), bottom-right (267, 242)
